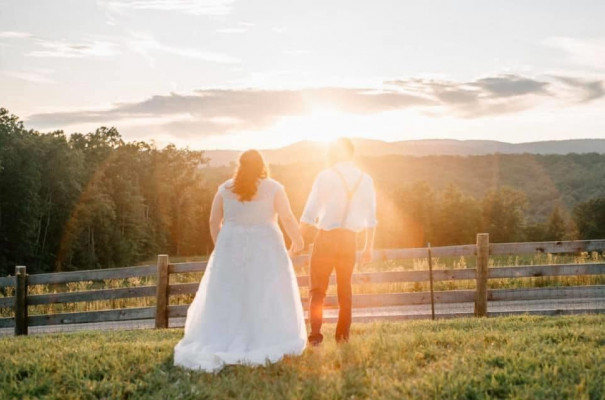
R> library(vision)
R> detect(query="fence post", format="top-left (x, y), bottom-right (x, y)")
top-left (155, 255), bottom-right (169, 329)
top-left (474, 233), bottom-right (489, 317)
top-left (14, 266), bottom-right (28, 336)
top-left (427, 243), bottom-right (435, 320)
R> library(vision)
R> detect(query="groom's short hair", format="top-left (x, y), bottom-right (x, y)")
top-left (336, 138), bottom-right (354, 156)
top-left (328, 138), bottom-right (355, 164)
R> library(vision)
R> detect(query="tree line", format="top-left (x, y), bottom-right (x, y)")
top-left (1, 108), bottom-right (604, 275)
top-left (0, 109), bottom-right (213, 275)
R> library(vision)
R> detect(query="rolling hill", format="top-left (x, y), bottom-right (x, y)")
top-left (204, 138), bottom-right (605, 166)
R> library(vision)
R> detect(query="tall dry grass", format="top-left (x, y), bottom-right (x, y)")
top-left (0, 252), bottom-right (603, 318)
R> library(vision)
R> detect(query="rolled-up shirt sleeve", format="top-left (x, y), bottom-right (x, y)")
top-left (300, 176), bottom-right (322, 225)
top-left (365, 177), bottom-right (378, 228)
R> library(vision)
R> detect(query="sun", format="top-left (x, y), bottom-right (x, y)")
top-left (304, 106), bottom-right (344, 142)
top-left (212, 103), bottom-right (366, 150)
top-left (283, 104), bottom-right (352, 144)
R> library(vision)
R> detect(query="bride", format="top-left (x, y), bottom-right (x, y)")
top-left (174, 150), bottom-right (307, 372)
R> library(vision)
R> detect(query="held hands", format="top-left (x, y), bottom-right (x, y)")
top-left (288, 236), bottom-right (304, 256)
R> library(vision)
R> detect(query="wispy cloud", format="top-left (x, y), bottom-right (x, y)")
top-left (544, 37), bottom-right (605, 70)
top-left (2, 69), bottom-right (55, 84)
top-left (25, 73), bottom-right (603, 137)
top-left (388, 74), bottom-right (551, 117)
top-left (128, 32), bottom-right (240, 64)
top-left (26, 39), bottom-right (119, 58)
top-left (26, 87), bottom-right (430, 135)
top-left (98, 0), bottom-right (236, 16)
top-left (471, 75), bottom-right (549, 97)
top-left (553, 76), bottom-right (604, 102)
top-left (0, 30), bottom-right (120, 59)
top-left (0, 31), bottom-right (33, 39)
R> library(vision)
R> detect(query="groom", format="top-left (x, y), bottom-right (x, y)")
top-left (300, 138), bottom-right (377, 345)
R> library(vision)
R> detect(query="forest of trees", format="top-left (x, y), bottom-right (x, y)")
top-left (1, 107), bottom-right (605, 275)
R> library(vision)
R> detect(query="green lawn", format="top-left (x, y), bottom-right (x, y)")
top-left (1, 315), bottom-right (604, 399)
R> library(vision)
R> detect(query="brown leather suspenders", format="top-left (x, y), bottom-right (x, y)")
top-left (332, 168), bottom-right (364, 227)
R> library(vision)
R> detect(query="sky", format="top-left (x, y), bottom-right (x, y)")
top-left (1, 0), bottom-right (604, 150)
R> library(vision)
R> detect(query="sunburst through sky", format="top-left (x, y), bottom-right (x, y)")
top-left (1, 0), bottom-right (604, 149)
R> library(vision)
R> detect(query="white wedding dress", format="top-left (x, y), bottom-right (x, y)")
top-left (174, 178), bottom-right (307, 372)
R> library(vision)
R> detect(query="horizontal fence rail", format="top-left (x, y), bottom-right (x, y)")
top-left (27, 307), bottom-right (156, 327)
top-left (1, 235), bottom-right (604, 335)
top-left (0, 276), bottom-right (15, 288)
top-left (168, 262), bottom-right (208, 274)
top-left (28, 286), bottom-right (157, 306)
top-left (490, 240), bottom-right (605, 256)
top-left (3, 264), bottom-right (603, 312)
top-left (27, 265), bottom-right (157, 286)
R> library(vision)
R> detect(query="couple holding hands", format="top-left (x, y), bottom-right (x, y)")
top-left (174, 138), bottom-right (377, 373)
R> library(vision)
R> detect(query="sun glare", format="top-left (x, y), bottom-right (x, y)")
top-left (271, 104), bottom-right (357, 145)
top-left (302, 105), bottom-right (348, 142)
top-left (213, 105), bottom-right (355, 150)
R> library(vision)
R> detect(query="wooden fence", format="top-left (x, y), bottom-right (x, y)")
top-left (1, 234), bottom-right (605, 336)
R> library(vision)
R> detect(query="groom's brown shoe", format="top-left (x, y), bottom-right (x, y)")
top-left (308, 336), bottom-right (322, 347)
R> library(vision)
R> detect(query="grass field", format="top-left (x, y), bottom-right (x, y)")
top-left (1, 315), bottom-right (603, 399)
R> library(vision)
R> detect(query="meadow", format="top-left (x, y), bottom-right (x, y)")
top-left (0, 315), bottom-right (603, 399)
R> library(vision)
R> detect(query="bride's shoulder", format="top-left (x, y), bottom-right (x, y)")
top-left (218, 179), bottom-right (234, 193)
top-left (261, 178), bottom-right (285, 192)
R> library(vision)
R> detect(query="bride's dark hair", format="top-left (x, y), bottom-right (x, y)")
top-left (229, 150), bottom-right (269, 201)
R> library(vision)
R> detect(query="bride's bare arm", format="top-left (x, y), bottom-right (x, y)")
top-left (209, 191), bottom-right (223, 244)
top-left (275, 186), bottom-right (304, 252)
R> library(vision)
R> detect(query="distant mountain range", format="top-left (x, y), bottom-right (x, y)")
top-left (204, 138), bottom-right (605, 166)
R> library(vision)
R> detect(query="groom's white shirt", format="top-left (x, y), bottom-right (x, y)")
top-left (301, 161), bottom-right (377, 232)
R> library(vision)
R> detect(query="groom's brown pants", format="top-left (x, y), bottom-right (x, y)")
top-left (308, 229), bottom-right (356, 343)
